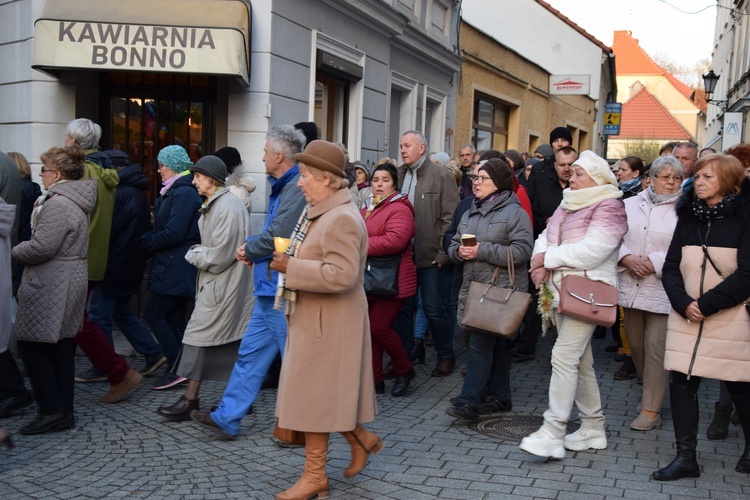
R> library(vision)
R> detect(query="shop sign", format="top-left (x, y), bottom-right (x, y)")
top-left (33, 20), bottom-right (246, 76)
top-left (549, 75), bottom-right (590, 95)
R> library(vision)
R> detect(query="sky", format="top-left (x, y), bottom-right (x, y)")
top-left (543, 0), bottom-right (717, 70)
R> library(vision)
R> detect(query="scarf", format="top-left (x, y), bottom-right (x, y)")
top-left (474, 190), bottom-right (501, 208)
top-left (619, 177), bottom-right (642, 198)
top-left (400, 153), bottom-right (428, 205)
top-left (645, 186), bottom-right (680, 205)
top-left (560, 184), bottom-right (622, 211)
top-left (364, 191), bottom-right (394, 218)
top-left (274, 203), bottom-right (313, 315)
top-left (691, 193), bottom-right (736, 223)
top-left (159, 170), bottom-right (190, 196)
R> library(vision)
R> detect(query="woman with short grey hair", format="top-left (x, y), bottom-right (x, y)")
top-left (617, 155), bottom-right (683, 431)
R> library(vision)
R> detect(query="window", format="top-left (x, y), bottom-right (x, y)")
top-left (472, 96), bottom-right (509, 151)
top-left (103, 72), bottom-right (213, 204)
top-left (388, 73), bottom-right (418, 159)
top-left (315, 74), bottom-right (349, 145)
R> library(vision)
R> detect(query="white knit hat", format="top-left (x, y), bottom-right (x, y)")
top-left (573, 150), bottom-right (618, 186)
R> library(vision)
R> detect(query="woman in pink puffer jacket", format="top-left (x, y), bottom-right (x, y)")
top-left (520, 151), bottom-right (627, 460)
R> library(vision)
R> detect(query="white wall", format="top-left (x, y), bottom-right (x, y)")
top-left (461, 0), bottom-right (604, 100)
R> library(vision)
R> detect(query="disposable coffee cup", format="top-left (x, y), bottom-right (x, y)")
top-left (461, 234), bottom-right (477, 247)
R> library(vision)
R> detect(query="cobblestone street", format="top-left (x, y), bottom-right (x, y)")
top-left (1, 333), bottom-right (747, 499)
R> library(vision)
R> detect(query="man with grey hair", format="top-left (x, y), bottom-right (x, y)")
top-left (458, 144), bottom-right (476, 199)
top-left (672, 142), bottom-right (698, 192)
top-left (397, 130), bottom-right (459, 377)
top-left (65, 118), bottom-right (144, 404)
top-left (191, 124), bottom-right (308, 438)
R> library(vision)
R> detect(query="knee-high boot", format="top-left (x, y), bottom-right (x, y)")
top-left (340, 425), bottom-right (384, 478)
top-left (652, 382), bottom-right (701, 481)
top-left (729, 389), bottom-right (750, 473)
top-left (276, 432), bottom-right (329, 500)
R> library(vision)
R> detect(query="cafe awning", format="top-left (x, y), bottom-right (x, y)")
top-left (32, 0), bottom-right (252, 86)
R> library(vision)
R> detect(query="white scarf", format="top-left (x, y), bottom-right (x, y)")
top-left (560, 184), bottom-right (622, 212)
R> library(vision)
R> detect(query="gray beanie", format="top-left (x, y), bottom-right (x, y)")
top-left (190, 155), bottom-right (227, 185)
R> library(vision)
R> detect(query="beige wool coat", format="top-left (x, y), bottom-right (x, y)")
top-left (276, 188), bottom-right (377, 432)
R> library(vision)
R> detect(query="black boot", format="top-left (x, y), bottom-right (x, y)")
top-left (409, 339), bottom-right (425, 364)
top-left (707, 402), bottom-right (733, 440)
top-left (729, 389), bottom-right (750, 473)
top-left (652, 381), bottom-right (700, 481)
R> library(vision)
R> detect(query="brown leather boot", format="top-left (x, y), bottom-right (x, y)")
top-left (157, 395), bottom-right (199, 421)
top-left (100, 368), bottom-right (143, 404)
top-left (431, 357), bottom-right (456, 377)
top-left (341, 425), bottom-right (385, 478)
top-left (276, 432), bottom-right (329, 500)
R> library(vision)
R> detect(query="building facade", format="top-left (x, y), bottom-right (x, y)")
top-left (705, 0), bottom-right (750, 150)
top-left (456, 0), bottom-right (616, 157)
top-left (0, 0), bottom-right (461, 231)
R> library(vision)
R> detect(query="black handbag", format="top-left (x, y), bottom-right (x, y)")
top-left (364, 254), bottom-right (401, 297)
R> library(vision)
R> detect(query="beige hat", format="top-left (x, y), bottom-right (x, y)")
top-left (295, 140), bottom-right (346, 178)
top-left (573, 150), bottom-right (618, 187)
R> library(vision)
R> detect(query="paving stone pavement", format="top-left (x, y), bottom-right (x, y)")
top-left (1, 331), bottom-right (748, 499)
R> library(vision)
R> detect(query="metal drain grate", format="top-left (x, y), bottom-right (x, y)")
top-left (468, 414), bottom-right (546, 441)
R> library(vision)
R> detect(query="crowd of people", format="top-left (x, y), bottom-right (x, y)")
top-left (1, 119), bottom-right (749, 493)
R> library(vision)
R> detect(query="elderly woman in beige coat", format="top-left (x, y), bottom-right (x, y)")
top-left (270, 140), bottom-right (379, 500)
top-left (155, 156), bottom-right (252, 421)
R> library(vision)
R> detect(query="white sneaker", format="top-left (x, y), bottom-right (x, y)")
top-left (519, 428), bottom-right (565, 459)
top-left (563, 427), bottom-right (607, 451)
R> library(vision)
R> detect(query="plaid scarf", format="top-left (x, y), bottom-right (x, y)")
top-left (274, 204), bottom-right (313, 315)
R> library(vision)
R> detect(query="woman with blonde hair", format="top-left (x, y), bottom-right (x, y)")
top-left (653, 153), bottom-right (750, 480)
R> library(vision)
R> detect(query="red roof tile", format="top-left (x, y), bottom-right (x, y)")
top-left (612, 87), bottom-right (693, 140)
top-left (612, 30), bottom-right (663, 75)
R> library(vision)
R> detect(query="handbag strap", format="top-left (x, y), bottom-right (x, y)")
top-left (490, 246), bottom-right (517, 288)
top-left (696, 223), bottom-right (723, 278)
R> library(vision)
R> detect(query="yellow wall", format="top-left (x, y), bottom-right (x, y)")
top-left (455, 23), bottom-right (596, 156)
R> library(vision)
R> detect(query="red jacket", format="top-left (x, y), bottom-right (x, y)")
top-left (361, 193), bottom-right (417, 299)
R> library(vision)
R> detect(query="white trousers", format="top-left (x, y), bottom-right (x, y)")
top-left (542, 313), bottom-right (605, 437)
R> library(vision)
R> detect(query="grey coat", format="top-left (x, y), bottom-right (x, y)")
top-left (183, 188), bottom-right (252, 347)
top-left (448, 191), bottom-right (533, 324)
top-left (12, 179), bottom-right (97, 343)
top-left (0, 198), bottom-right (15, 352)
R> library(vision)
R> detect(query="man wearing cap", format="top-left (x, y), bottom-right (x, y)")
top-left (397, 130), bottom-right (460, 377)
top-left (191, 124), bottom-right (307, 439)
top-left (515, 144), bottom-right (578, 360)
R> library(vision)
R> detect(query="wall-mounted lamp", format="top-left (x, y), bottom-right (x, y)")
top-left (703, 70), bottom-right (728, 109)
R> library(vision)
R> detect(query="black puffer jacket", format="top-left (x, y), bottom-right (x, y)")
top-left (101, 164), bottom-right (152, 296)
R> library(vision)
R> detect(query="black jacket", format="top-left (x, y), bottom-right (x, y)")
top-left (662, 178), bottom-right (750, 318)
top-left (101, 164), bottom-right (152, 296)
top-left (525, 155), bottom-right (565, 238)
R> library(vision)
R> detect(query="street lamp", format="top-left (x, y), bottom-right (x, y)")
top-left (703, 69), bottom-right (728, 109)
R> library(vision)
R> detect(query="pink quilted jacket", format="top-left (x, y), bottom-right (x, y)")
top-left (533, 198), bottom-right (627, 305)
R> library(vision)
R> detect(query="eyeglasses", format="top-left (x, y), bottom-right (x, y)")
top-left (654, 174), bottom-right (683, 182)
top-left (40, 166), bottom-right (57, 173)
top-left (468, 175), bottom-right (492, 184)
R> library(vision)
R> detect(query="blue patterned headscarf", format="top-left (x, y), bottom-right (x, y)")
top-left (157, 145), bottom-right (193, 173)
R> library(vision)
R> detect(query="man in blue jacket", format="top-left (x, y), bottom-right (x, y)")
top-left (191, 124), bottom-right (308, 439)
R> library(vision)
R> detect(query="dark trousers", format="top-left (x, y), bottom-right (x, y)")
top-left (75, 282), bottom-right (130, 385)
top-left (458, 331), bottom-right (511, 408)
top-left (144, 292), bottom-right (188, 370)
top-left (17, 338), bottom-right (75, 416)
top-left (516, 280), bottom-right (542, 354)
top-left (417, 266), bottom-right (454, 359)
top-left (0, 349), bottom-right (27, 399)
top-left (369, 298), bottom-right (411, 383)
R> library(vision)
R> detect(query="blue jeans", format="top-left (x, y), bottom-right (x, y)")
top-left (211, 296), bottom-right (287, 435)
top-left (143, 293), bottom-right (188, 370)
top-left (88, 287), bottom-right (163, 364)
top-left (417, 266), bottom-right (454, 359)
top-left (414, 290), bottom-right (428, 340)
top-left (458, 331), bottom-right (511, 408)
